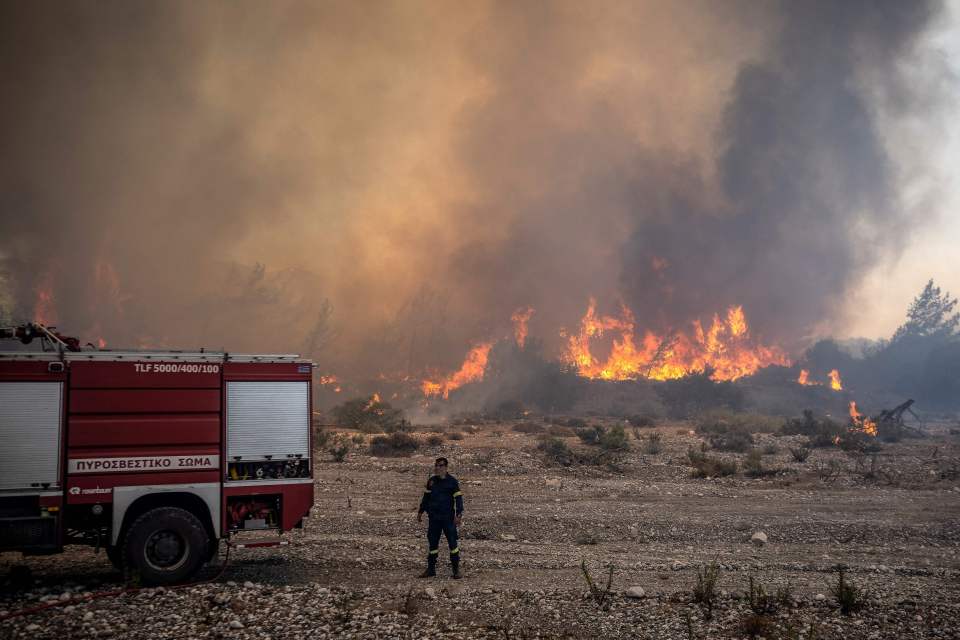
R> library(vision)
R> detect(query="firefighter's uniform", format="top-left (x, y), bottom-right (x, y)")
top-left (418, 474), bottom-right (464, 577)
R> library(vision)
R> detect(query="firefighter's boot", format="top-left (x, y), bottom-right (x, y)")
top-left (419, 553), bottom-right (437, 578)
top-left (450, 553), bottom-right (461, 579)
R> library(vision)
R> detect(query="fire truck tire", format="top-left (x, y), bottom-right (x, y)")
top-left (105, 544), bottom-right (123, 571)
top-left (123, 507), bottom-right (210, 585)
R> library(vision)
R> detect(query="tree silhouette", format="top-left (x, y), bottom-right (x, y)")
top-left (892, 279), bottom-right (959, 342)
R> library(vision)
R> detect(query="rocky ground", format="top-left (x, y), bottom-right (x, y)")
top-left (2, 420), bottom-right (959, 639)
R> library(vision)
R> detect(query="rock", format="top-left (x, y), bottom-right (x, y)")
top-left (425, 587), bottom-right (436, 599)
top-left (500, 534), bottom-right (517, 541)
top-left (243, 581), bottom-right (255, 588)
top-left (815, 593), bottom-right (826, 601)
top-left (545, 478), bottom-right (562, 488)
top-left (751, 531), bottom-right (768, 546)
top-left (60, 592), bottom-right (72, 601)
top-left (26, 624), bottom-right (40, 632)
top-left (229, 619), bottom-right (244, 629)
top-left (83, 611), bottom-right (95, 621)
top-left (625, 586), bottom-right (645, 599)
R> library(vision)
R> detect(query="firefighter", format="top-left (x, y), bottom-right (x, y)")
top-left (416, 457), bottom-right (463, 578)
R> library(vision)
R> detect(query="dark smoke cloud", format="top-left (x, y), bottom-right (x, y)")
top-left (619, 0), bottom-right (944, 349)
top-left (0, 1), bottom-right (947, 380)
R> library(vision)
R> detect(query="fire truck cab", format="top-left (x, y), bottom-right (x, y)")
top-left (0, 324), bottom-right (314, 585)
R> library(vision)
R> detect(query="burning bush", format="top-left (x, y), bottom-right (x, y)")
top-left (331, 396), bottom-right (408, 434)
top-left (369, 432), bottom-right (419, 457)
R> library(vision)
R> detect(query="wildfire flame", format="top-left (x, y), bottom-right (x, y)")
top-left (34, 271), bottom-right (57, 326)
top-left (365, 392), bottom-right (382, 408)
top-left (511, 306), bottom-right (534, 349)
top-left (795, 368), bottom-right (843, 391)
top-left (848, 401), bottom-right (878, 436)
top-left (828, 369), bottom-right (843, 391)
top-left (319, 375), bottom-right (339, 385)
top-left (563, 299), bottom-right (789, 382)
top-left (421, 342), bottom-right (493, 398)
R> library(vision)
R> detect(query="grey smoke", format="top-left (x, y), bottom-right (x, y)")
top-left (0, 1), bottom-right (948, 380)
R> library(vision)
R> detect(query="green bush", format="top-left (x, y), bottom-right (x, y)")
top-left (369, 432), bottom-right (419, 457)
top-left (576, 425), bottom-right (605, 445)
top-left (598, 424), bottom-right (629, 451)
top-left (831, 568), bottom-right (867, 615)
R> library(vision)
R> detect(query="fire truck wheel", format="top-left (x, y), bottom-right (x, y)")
top-left (105, 544), bottom-right (123, 571)
top-left (124, 507), bottom-right (209, 585)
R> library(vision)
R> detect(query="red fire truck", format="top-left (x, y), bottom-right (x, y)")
top-left (0, 323), bottom-right (314, 585)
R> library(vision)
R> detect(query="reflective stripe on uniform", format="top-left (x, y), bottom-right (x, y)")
top-left (429, 549), bottom-right (439, 555)
top-left (450, 547), bottom-right (459, 555)
top-left (452, 491), bottom-right (463, 497)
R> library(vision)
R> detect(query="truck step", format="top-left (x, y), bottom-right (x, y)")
top-left (232, 539), bottom-right (289, 549)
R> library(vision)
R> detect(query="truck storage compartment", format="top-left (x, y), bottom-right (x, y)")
top-left (0, 381), bottom-right (62, 491)
top-left (226, 380), bottom-right (310, 465)
top-left (226, 494), bottom-right (281, 531)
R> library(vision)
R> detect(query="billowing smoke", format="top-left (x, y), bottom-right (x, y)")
top-left (0, 1), bottom-right (947, 382)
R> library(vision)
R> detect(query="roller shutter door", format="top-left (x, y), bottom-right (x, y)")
top-left (0, 382), bottom-right (62, 490)
top-left (226, 381), bottom-right (310, 460)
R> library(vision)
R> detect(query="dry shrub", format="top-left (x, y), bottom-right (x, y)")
top-left (688, 448), bottom-right (737, 478)
top-left (538, 437), bottom-right (575, 466)
top-left (448, 432), bottom-right (464, 441)
top-left (547, 424), bottom-right (575, 437)
top-left (789, 445), bottom-right (812, 462)
top-left (708, 431), bottom-right (754, 453)
top-left (332, 397), bottom-right (408, 434)
top-left (782, 410), bottom-right (845, 447)
top-left (692, 559), bottom-right (720, 619)
top-left (643, 432), bottom-right (663, 454)
top-left (369, 432), bottom-right (419, 457)
top-left (830, 568), bottom-right (867, 615)
top-left (627, 414), bottom-right (657, 428)
top-left (513, 422), bottom-right (545, 434)
top-left (426, 434), bottom-right (444, 447)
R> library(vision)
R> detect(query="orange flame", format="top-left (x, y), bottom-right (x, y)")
top-left (848, 401), bottom-right (878, 437)
top-left (33, 271), bottom-right (57, 326)
top-left (511, 307), bottom-right (534, 349)
top-left (828, 369), bottom-right (843, 391)
top-left (97, 338), bottom-right (107, 349)
top-left (797, 369), bottom-right (817, 386)
top-left (563, 299), bottom-right (789, 382)
top-left (421, 342), bottom-right (493, 398)
top-left (319, 375), bottom-right (339, 385)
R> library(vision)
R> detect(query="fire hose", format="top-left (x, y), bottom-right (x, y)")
top-left (0, 542), bottom-right (233, 622)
